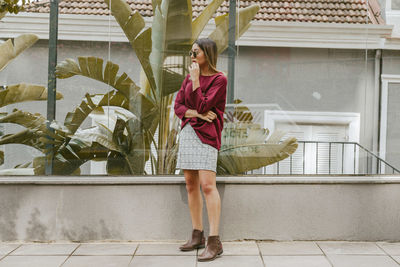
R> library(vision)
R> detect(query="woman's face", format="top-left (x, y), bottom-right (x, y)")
top-left (190, 43), bottom-right (207, 67)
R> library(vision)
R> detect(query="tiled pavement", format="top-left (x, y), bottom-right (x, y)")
top-left (1, 241), bottom-right (400, 266)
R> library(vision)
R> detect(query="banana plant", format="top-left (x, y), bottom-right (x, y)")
top-left (55, 0), bottom-right (262, 174)
top-left (0, 33), bottom-right (63, 170)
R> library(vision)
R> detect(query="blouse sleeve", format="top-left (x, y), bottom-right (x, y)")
top-left (189, 75), bottom-right (227, 114)
top-left (174, 75), bottom-right (189, 120)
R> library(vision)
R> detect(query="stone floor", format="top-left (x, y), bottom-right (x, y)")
top-left (1, 241), bottom-right (400, 266)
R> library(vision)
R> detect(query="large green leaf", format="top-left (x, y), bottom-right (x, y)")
top-left (56, 57), bottom-right (141, 100)
top-left (150, 4), bottom-right (167, 101)
top-left (191, 0), bottom-right (225, 42)
top-left (164, 0), bottom-right (192, 49)
top-left (103, 0), bottom-right (157, 96)
top-left (0, 34), bottom-right (39, 71)
top-left (33, 142), bottom-right (109, 175)
top-left (161, 68), bottom-right (185, 96)
top-left (150, 0), bottom-right (191, 99)
top-left (0, 109), bottom-right (47, 131)
top-left (217, 130), bottom-right (298, 175)
top-left (0, 83), bottom-right (63, 108)
top-left (0, 129), bottom-right (45, 152)
top-left (220, 122), bottom-right (269, 151)
top-left (209, 5), bottom-right (260, 54)
top-left (64, 92), bottom-right (127, 135)
top-left (0, 110), bottom-right (66, 153)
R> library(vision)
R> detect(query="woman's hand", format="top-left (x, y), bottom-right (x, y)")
top-left (197, 110), bottom-right (217, 122)
top-left (188, 62), bottom-right (200, 82)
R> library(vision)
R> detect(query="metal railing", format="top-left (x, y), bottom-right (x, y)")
top-left (248, 141), bottom-right (400, 175)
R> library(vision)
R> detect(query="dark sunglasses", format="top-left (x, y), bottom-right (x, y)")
top-left (189, 50), bottom-right (199, 58)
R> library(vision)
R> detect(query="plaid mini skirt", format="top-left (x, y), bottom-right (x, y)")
top-left (176, 123), bottom-right (218, 173)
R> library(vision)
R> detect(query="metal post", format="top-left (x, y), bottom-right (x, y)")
top-left (45, 0), bottom-right (59, 175)
top-left (227, 0), bottom-right (236, 104)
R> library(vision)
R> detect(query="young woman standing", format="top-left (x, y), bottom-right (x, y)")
top-left (174, 38), bottom-right (227, 262)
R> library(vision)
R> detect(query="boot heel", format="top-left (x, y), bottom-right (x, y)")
top-left (218, 249), bottom-right (223, 255)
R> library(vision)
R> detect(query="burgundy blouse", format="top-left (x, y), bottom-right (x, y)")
top-left (174, 72), bottom-right (227, 151)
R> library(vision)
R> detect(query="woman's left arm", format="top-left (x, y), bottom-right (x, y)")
top-left (189, 75), bottom-right (227, 114)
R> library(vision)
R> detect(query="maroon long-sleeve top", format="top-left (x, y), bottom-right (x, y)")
top-left (174, 72), bottom-right (227, 151)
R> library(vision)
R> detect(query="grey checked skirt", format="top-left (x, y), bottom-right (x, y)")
top-left (176, 123), bottom-right (218, 173)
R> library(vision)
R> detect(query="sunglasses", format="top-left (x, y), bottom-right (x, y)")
top-left (189, 50), bottom-right (199, 58)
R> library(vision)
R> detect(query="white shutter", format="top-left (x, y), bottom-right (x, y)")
top-left (268, 123), bottom-right (311, 174)
top-left (267, 123), bottom-right (348, 175)
top-left (312, 125), bottom-right (347, 174)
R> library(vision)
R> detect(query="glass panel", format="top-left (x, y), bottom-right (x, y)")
top-left (1, 0), bottom-right (395, 176)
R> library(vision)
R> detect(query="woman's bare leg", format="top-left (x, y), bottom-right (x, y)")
top-left (184, 169), bottom-right (203, 231)
top-left (199, 170), bottom-right (221, 236)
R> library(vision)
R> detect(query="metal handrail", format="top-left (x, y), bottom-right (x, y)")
top-left (251, 141), bottom-right (400, 175)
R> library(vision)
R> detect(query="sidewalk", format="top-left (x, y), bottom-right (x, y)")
top-left (1, 240), bottom-right (400, 266)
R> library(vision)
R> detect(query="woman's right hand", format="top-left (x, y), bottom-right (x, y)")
top-left (197, 110), bottom-right (217, 122)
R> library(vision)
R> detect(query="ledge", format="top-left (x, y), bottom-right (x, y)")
top-left (0, 175), bottom-right (400, 184)
top-left (0, 13), bottom-right (394, 49)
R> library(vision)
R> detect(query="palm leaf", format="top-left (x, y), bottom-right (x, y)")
top-left (103, 0), bottom-right (157, 94)
top-left (0, 150), bottom-right (4, 165)
top-left (0, 34), bottom-right (39, 71)
top-left (0, 109), bottom-right (47, 131)
top-left (63, 92), bottom-right (128, 135)
top-left (209, 5), bottom-right (260, 54)
top-left (221, 122), bottom-right (269, 150)
top-left (150, 4), bottom-right (167, 101)
top-left (217, 130), bottom-right (298, 175)
top-left (0, 83), bottom-right (63, 108)
top-left (163, 0), bottom-right (192, 49)
top-left (56, 57), bottom-right (141, 100)
top-left (0, 129), bottom-right (45, 152)
top-left (191, 0), bottom-right (225, 42)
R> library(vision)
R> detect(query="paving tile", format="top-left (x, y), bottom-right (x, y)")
top-left (327, 255), bottom-right (399, 267)
top-left (62, 256), bottom-right (132, 267)
top-left (317, 241), bottom-right (385, 255)
top-left (10, 243), bottom-right (78, 255)
top-left (135, 242), bottom-right (196, 256)
top-left (0, 256), bottom-right (68, 267)
top-left (73, 243), bottom-right (138, 255)
top-left (262, 255), bottom-right (332, 267)
top-left (197, 255), bottom-right (264, 267)
top-left (129, 255), bottom-right (196, 267)
top-left (219, 241), bottom-right (259, 255)
top-left (0, 244), bottom-right (20, 255)
top-left (258, 241), bottom-right (323, 255)
top-left (377, 242), bottom-right (400, 255)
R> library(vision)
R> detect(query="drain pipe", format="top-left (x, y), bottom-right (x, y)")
top-left (373, 49), bottom-right (382, 173)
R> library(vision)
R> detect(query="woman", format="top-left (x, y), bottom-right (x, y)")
top-left (174, 38), bottom-right (227, 262)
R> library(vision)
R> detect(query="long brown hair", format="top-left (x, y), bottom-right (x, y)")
top-left (194, 38), bottom-right (221, 74)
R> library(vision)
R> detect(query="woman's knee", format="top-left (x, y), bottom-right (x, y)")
top-left (184, 170), bottom-right (200, 193)
top-left (201, 183), bottom-right (216, 195)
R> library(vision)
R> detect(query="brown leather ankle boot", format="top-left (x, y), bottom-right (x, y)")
top-left (179, 229), bottom-right (205, 251)
top-left (197, 235), bottom-right (223, 261)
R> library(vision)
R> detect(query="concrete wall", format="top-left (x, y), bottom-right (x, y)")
top-left (387, 83), bottom-right (400, 169)
top-left (235, 47), bottom-right (378, 153)
top-left (1, 176), bottom-right (400, 242)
